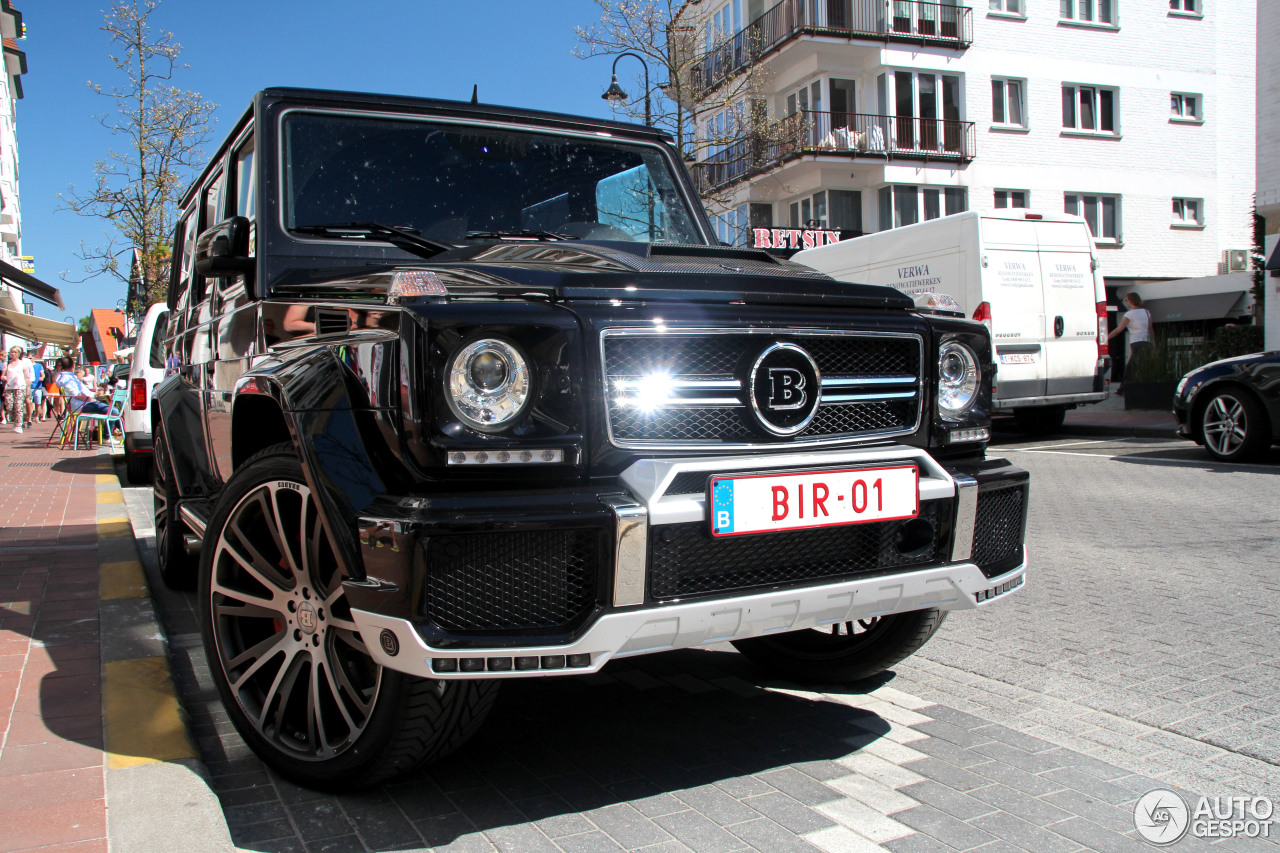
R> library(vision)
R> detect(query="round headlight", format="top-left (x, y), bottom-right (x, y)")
top-left (938, 341), bottom-right (980, 420)
top-left (447, 339), bottom-right (531, 431)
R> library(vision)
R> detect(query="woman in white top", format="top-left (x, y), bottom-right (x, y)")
top-left (1107, 292), bottom-right (1154, 393)
top-left (3, 347), bottom-right (33, 433)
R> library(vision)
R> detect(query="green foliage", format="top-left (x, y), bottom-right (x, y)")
top-left (1212, 324), bottom-right (1264, 359)
top-left (77, 315), bottom-right (91, 333)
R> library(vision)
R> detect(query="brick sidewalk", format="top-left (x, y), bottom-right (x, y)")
top-left (0, 428), bottom-right (108, 852)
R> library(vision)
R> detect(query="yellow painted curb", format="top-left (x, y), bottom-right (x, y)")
top-left (97, 518), bottom-right (133, 539)
top-left (97, 491), bottom-right (124, 505)
top-left (104, 657), bottom-right (198, 769)
top-left (96, 474), bottom-right (117, 484)
top-left (101, 560), bottom-right (148, 600)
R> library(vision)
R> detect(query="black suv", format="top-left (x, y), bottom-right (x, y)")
top-left (154, 87), bottom-right (1030, 790)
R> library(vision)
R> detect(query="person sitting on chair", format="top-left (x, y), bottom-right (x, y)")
top-left (55, 357), bottom-right (110, 415)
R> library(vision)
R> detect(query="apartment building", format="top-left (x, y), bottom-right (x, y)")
top-left (681, 0), bottom-right (1256, 316)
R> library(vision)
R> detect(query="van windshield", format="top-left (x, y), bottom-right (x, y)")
top-left (281, 112), bottom-right (705, 246)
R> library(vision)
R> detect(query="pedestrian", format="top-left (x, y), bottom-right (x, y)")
top-left (29, 354), bottom-right (45, 423)
top-left (42, 360), bottom-right (58, 420)
top-left (1107, 292), bottom-right (1153, 395)
top-left (55, 356), bottom-right (110, 416)
top-left (3, 346), bottom-right (33, 433)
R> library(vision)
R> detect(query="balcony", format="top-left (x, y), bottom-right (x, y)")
top-left (691, 0), bottom-right (973, 97)
top-left (695, 111), bottom-right (977, 194)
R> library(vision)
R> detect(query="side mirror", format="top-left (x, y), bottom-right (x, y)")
top-left (194, 216), bottom-right (255, 278)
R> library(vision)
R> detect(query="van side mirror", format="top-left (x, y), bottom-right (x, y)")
top-left (194, 216), bottom-right (255, 279)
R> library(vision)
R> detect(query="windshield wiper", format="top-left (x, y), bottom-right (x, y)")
top-left (291, 222), bottom-right (453, 259)
top-left (463, 229), bottom-right (579, 242)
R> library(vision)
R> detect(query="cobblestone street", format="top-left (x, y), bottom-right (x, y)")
top-left (112, 433), bottom-right (1279, 853)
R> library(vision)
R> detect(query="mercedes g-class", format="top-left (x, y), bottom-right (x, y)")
top-left (153, 87), bottom-right (1030, 789)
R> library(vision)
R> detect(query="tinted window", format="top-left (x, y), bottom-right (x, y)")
top-left (282, 112), bottom-right (703, 245)
top-left (148, 311), bottom-right (169, 369)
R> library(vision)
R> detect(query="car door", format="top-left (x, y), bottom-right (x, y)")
top-left (1036, 219), bottom-right (1100, 396)
top-left (981, 217), bottom-right (1047, 402)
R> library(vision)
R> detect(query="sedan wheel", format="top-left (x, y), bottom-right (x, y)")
top-left (201, 444), bottom-right (498, 789)
top-left (1200, 390), bottom-right (1266, 462)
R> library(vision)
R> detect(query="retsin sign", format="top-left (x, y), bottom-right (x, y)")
top-left (753, 229), bottom-right (843, 251)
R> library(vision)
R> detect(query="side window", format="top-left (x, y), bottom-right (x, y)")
top-left (234, 133), bottom-right (257, 251)
top-left (203, 170), bottom-right (225, 231)
top-left (148, 311), bottom-right (169, 368)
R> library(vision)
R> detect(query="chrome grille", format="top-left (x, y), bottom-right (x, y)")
top-left (601, 329), bottom-right (923, 448)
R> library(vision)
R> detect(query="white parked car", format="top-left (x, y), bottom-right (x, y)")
top-left (123, 303), bottom-right (169, 484)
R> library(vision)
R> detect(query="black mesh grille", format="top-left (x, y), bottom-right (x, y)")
top-left (649, 502), bottom-right (946, 601)
top-left (424, 530), bottom-right (598, 632)
top-left (667, 471), bottom-right (713, 495)
top-left (971, 487), bottom-right (1026, 569)
top-left (604, 332), bottom-right (921, 446)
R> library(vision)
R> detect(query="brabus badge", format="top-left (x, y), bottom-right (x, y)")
top-left (748, 343), bottom-right (821, 436)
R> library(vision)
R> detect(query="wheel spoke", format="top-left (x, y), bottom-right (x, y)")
top-left (266, 650), bottom-right (307, 733)
top-left (227, 629), bottom-right (289, 671)
top-left (333, 628), bottom-right (366, 653)
top-left (220, 531), bottom-right (290, 599)
top-left (258, 489), bottom-right (298, 578)
top-left (320, 657), bottom-right (362, 734)
top-left (308, 657), bottom-right (329, 753)
top-left (232, 644), bottom-right (288, 695)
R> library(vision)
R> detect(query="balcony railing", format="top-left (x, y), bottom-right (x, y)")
top-left (691, 0), bottom-right (973, 96)
top-left (695, 110), bottom-right (976, 193)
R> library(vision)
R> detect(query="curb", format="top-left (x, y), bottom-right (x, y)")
top-left (1058, 421), bottom-right (1180, 440)
top-left (95, 448), bottom-right (235, 852)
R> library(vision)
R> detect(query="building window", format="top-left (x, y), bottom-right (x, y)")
top-left (879, 186), bottom-right (966, 230)
top-left (1065, 193), bottom-right (1120, 242)
top-left (1170, 92), bottom-right (1201, 121)
top-left (829, 190), bottom-right (863, 234)
top-left (1062, 85), bottom-right (1118, 134)
top-left (991, 77), bottom-right (1026, 127)
top-left (1169, 0), bottom-right (1198, 12)
top-left (789, 191), bottom-right (828, 228)
top-left (1171, 197), bottom-right (1203, 227)
top-left (713, 203), bottom-right (750, 245)
top-left (995, 190), bottom-right (1028, 209)
top-left (1060, 0), bottom-right (1115, 24)
top-left (989, 0), bottom-right (1023, 13)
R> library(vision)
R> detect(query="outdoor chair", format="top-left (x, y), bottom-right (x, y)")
top-left (68, 388), bottom-right (127, 451)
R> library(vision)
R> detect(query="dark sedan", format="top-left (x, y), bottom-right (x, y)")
top-left (1174, 351), bottom-right (1280, 462)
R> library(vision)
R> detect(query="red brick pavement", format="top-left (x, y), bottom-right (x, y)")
top-left (0, 428), bottom-right (108, 853)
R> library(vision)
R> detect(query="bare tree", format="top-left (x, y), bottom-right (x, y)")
top-left (60, 0), bottom-right (215, 311)
top-left (575, 0), bottom-right (774, 227)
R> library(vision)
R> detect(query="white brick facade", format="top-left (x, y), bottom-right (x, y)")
top-left (689, 0), bottom-right (1255, 292)
top-left (1258, 1), bottom-right (1280, 349)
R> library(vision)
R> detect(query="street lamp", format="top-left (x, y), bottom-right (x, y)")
top-left (601, 52), bottom-right (651, 126)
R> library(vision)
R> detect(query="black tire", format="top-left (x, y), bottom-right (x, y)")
top-left (199, 443), bottom-right (498, 790)
top-left (731, 609), bottom-right (947, 684)
top-left (153, 419), bottom-right (197, 589)
top-left (125, 447), bottom-right (152, 486)
top-left (1012, 405), bottom-right (1066, 435)
top-left (1199, 388), bottom-right (1268, 463)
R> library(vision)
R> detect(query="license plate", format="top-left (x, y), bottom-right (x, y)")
top-left (709, 465), bottom-right (919, 537)
top-left (999, 353), bottom-right (1036, 364)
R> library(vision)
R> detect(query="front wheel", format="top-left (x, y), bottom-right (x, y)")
top-left (731, 609), bottom-right (947, 684)
top-left (1200, 389), bottom-right (1267, 462)
top-left (153, 419), bottom-right (196, 589)
top-left (200, 444), bottom-right (497, 790)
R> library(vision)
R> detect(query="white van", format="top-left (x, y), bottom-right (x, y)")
top-left (794, 210), bottom-right (1110, 431)
top-left (123, 302), bottom-right (169, 484)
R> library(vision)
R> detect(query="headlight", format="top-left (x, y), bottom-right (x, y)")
top-left (1175, 376), bottom-right (1189, 397)
top-left (938, 341), bottom-right (980, 421)
top-left (446, 338), bottom-right (531, 431)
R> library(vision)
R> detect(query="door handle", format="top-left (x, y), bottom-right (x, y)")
top-left (1054, 316), bottom-right (1065, 338)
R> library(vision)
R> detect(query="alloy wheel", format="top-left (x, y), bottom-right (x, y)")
top-left (1203, 394), bottom-right (1247, 457)
top-left (208, 479), bottom-right (380, 761)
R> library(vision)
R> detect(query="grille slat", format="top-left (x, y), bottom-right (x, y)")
top-left (603, 331), bottom-right (922, 447)
top-left (649, 502), bottom-right (946, 601)
top-left (424, 530), bottom-right (598, 632)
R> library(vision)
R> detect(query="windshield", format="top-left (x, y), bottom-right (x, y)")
top-left (282, 111), bottom-right (706, 246)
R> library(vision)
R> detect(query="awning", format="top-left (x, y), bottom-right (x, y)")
top-left (1268, 242), bottom-right (1279, 272)
top-left (0, 307), bottom-right (77, 347)
top-left (0, 259), bottom-right (64, 309)
top-left (1124, 272), bottom-right (1252, 323)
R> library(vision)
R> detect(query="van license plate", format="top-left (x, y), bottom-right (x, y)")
top-left (709, 466), bottom-right (918, 537)
top-left (999, 353), bottom-right (1036, 364)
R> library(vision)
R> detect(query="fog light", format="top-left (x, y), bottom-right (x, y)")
top-left (541, 655), bottom-right (566, 669)
top-left (566, 654), bottom-right (591, 668)
top-left (460, 657), bottom-right (485, 672)
top-left (487, 657), bottom-right (513, 671)
top-left (515, 656), bottom-right (540, 670)
top-left (433, 658), bottom-right (458, 673)
top-left (447, 448), bottom-right (565, 465)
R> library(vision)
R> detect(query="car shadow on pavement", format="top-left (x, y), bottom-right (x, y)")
top-left (183, 645), bottom-right (895, 853)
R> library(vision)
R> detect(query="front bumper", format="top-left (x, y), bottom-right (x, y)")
top-left (345, 445), bottom-right (1029, 680)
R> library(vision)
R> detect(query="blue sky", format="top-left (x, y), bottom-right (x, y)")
top-left (17, 0), bottom-right (636, 327)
